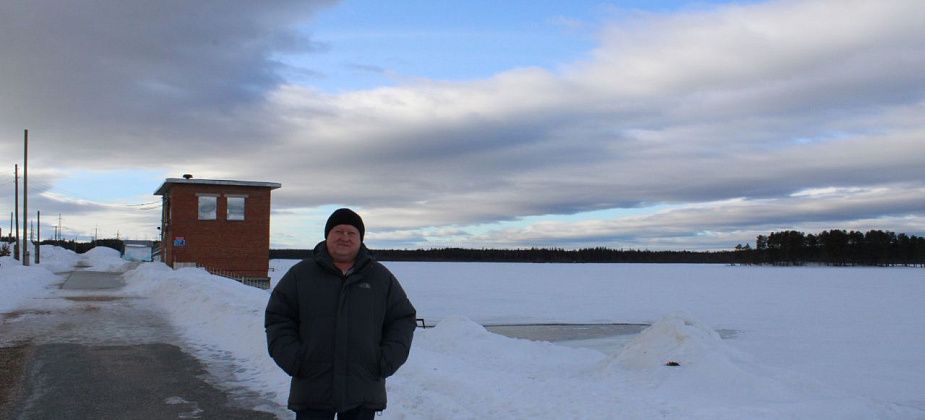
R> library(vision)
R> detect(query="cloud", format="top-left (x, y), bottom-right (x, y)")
top-left (461, 185), bottom-right (925, 249)
top-left (0, 0), bottom-right (336, 168)
top-left (262, 2), bottom-right (924, 211)
top-left (344, 62), bottom-right (390, 75)
top-left (3, 0), bottom-right (924, 248)
top-left (256, 0), bottom-right (925, 246)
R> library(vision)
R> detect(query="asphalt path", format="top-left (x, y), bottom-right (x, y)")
top-left (0, 269), bottom-right (283, 419)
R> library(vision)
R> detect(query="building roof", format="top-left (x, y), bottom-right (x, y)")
top-left (154, 178), bottom-right (282, 196)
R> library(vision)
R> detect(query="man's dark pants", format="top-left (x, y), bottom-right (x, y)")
top-left (296, 407), bottom-right (376, 420)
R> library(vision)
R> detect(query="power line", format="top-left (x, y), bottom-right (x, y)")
top-left (122, 201), bottom-right (161, 207)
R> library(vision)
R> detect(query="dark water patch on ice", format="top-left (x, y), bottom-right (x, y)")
top-left (485, 323), bottom-right (650, 341)
top-left (485, 323), bottom-right (739, 342)
top-left (484, 323), bottom-right (741, 354)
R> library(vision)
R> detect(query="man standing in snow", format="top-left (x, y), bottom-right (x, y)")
top-left (265, 208), bottom-right (417, 420)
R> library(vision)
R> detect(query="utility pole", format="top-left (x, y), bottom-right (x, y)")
top-left (36, 210), bottom-right (41, 264)
top-left (14, 165), bottom-right (20, 261)
top-left (22, 129), bottom-right (30, 266)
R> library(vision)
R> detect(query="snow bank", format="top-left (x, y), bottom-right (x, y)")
top-left (384, 313), bottom-right (896, 420)
top-left (36, 245), bottom-right (82, 273)
top-left (0, 255), bottom-right (63, 313)
top-left (81, 246), bottom-right (129, 272)
top-left (0, 245), bottom-right (125, 274)
top-left (388, 316), bottom-right (610, 419)
top-left (597, 313), bottom-right (887, 419)
top-left (0, 244), bottom-right (130, 316)
top-left (611, 312), bottom-right (740, 369)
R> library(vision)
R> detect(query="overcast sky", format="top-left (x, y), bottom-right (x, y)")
top-left (1, 0), bottom-right (923, 250)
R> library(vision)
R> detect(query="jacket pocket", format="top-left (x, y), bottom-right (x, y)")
top-left (346, 362), bottom-right (387, 409)
top-left (372, 347), bottom-right (383, 378)
top-left (297, 361), bottom-right (332, 380)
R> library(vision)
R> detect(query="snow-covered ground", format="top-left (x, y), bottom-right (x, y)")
top-left (2, 248), bottom-right (923, 419)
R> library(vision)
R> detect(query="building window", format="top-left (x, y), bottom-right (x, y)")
top-left (198, 195), bottom-right (217, 220)
top-left (227, 196), bottom-right (245, 221)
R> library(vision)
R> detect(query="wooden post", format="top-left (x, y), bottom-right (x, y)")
top-left (23, 129), bottom-right (30, 266)
top-left (14, 164), bottom-right (20, 261)
top-left (36, 210), bottom-right (40, 264)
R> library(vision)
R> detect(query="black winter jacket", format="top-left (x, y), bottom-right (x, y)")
top-left (265, 242), bottom-right (416, 412)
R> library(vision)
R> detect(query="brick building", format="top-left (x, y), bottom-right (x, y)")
top-left (154, 176), bottom-right (281, 281)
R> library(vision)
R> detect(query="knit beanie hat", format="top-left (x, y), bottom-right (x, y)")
top-left (324, 208), bottom-right (365, 241)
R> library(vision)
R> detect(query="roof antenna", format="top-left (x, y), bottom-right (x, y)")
top-left (182, 174), bottom-right (193, 179)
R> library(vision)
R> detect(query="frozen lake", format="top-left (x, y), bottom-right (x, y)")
top-left (264, 260), bottom-right (925, 417)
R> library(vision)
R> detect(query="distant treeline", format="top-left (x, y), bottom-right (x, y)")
top-left (271, 229), bottom-right (925, 267)
top-left (743, 229), bottom-right (925, 266)
top-left (39, 239), bottom-right (127, 254)
top-left (0, 238), bottom-right (129, 254)
top-left (271, 247), bottom-right (741, 264)
top-left (4, 229), bottom-right (920, 267)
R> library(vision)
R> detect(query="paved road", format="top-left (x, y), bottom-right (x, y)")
top-left (0, 269), bottom-right (283, 420)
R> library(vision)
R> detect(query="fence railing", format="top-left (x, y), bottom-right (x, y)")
top-left (174, 262), bottom-right (271, 290)
top-left (205, 267), bottom-right (271, 290)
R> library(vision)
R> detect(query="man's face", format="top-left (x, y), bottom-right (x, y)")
top-left (326, 224), bottom-right (361, 263)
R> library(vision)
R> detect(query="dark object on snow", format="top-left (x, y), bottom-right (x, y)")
top-left (665, 361), bottom-right (681, 366)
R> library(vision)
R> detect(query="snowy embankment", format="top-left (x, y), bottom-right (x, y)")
top-left (3, 249), bottom-right (924, 419)
top-left (0, 244), bottom-right (127, 312)
top-left (0, 255), bottom-right (61, 313)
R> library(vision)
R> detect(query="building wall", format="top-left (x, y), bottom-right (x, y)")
top-left (162, 183), bottom-right (273, 278)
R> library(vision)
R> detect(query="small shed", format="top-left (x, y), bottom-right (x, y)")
top-left (154, 176), bottom-right (281, 282)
